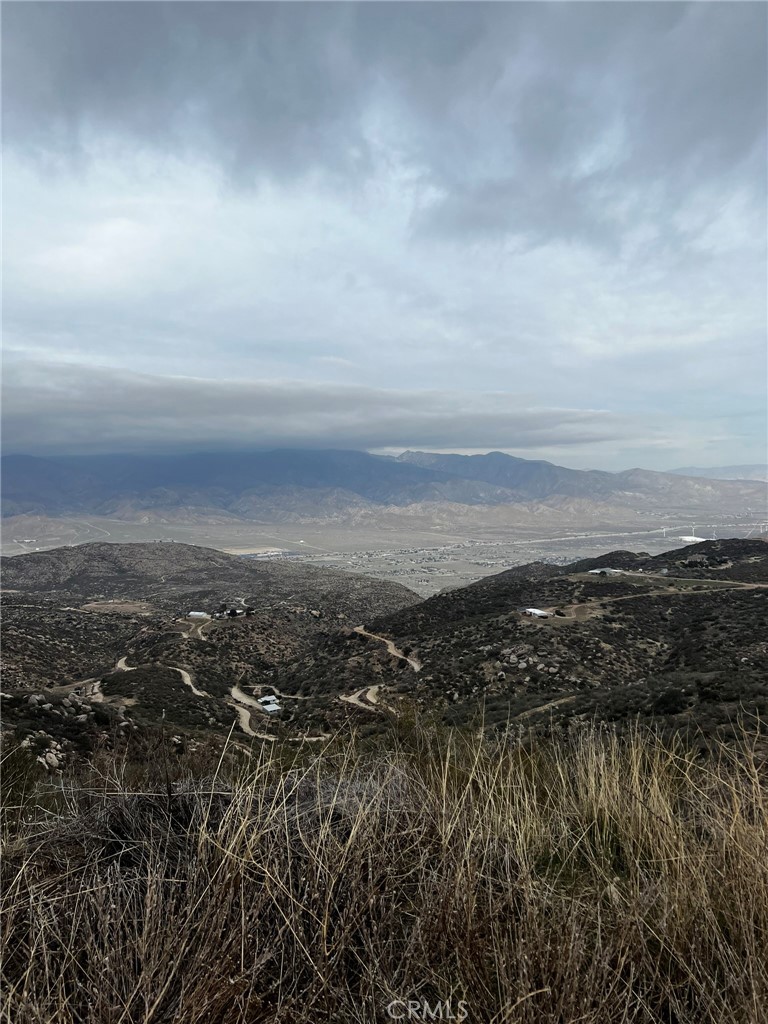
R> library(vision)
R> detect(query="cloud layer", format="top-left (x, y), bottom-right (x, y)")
top-left (3, 357), bottom-right (625, 454)
top-left (3, 357), bottom-right (748, 473)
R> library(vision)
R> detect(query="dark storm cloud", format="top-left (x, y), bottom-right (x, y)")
top-left (3, 2), bottom-right (374, 180)
top-left (409, 4), bottom-right (767, 248)
top-left (5, 2), bottom-right (765, 248)
top-left (1, 358), bottom-right (626, 455)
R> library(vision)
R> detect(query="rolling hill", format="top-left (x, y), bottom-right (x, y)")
top-left (272, 538), bottom-right (768, 739)
top-left (0, 542), bottom-right (420, 736)
top-left (3, 539), bottom-right (767, 771)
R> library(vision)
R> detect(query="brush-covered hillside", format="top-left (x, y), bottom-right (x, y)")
top-left (1, 542), bottom-right (419, 764)
top-left (3, 539), bottom-right (768, 774)
top-left (272, 539), bottom-right (768, 740)
top-left (3, 541), bottom-right (768, 1024)
top-left (0, 540), bottom-right (420, 614)
top-left (1, 540), bottom-right (419, 690)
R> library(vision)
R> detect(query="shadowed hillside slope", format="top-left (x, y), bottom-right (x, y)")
top-left (273, 539), bottom-right (768, 740)
top-left (1, 541), bottom-right (419, 616)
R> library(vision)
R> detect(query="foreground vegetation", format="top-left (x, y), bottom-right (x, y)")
top-left (2, 721), bottom-right (767, 1023)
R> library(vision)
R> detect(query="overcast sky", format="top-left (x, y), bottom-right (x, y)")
top-left (3, 2), bottom-right (766, 470)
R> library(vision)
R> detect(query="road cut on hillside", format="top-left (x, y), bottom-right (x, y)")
top-left (353, 626), bottom-right (422, 671)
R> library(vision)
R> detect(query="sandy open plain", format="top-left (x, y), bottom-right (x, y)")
top-left (3, 506), bottom-right (765, 595)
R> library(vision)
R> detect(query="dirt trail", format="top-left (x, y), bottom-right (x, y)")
top-left (190, 619), bottom-right (212, 641)
top-left (176, 667), bottom-right (209, 698)
top-left (225, 700), bottom-right (276, 741)
top-left (113, 649), bottom-right (278, 740)
top-left (117, 655), bottom-right (271, 738)
top-left (116, 653), bottom-right (210, 699)
top-left (230, 683), bottom-right (263, 709)
top-left (339, 685), bottom-right (381, 710)
top-left (262, 685), bottom-right (311, 701)
top-left (633, 573), bottom-right (768, 588)
top-left (178, 617), bottom-right (212, 641)
top-left (52, 646), bottom-right (281, 742)
top-left (228, 684), bottom-right (327, 742)
top-left (514, 695), bottom-right (578, 720)
top-left (354, 626), bottom-right (421, 672)
top-left (338, 626), bottom-right (419, 712)
top-left (549, 577), bottom-right (768, 622)
top-left (57, 656), bottom-right (135, 704)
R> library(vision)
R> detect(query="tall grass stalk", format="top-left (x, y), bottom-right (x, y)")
top-left (2, 722), bottom-right (767, 1023)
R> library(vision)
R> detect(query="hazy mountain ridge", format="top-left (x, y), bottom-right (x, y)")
top-left (399, 451), bottom-right (767, 508)
top-left (3, 449), bottom-right (765, 521)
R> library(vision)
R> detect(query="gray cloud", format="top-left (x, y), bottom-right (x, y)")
top-left (4, 3), bottom-right (765, 249)
top-left (1, 358), bottom-right (628, 456)
top-left (3, 3), bottom-right (374, 181)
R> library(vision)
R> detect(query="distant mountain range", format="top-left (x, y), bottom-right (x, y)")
top-left (669, 464), bottom-right (768, 482)
top-left (2, 449), bottom-right (766, 520)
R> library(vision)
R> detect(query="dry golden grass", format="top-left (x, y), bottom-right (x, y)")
top-left (2, 722), bottom-right (767, 1023)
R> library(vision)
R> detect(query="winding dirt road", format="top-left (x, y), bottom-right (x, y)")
top-left (175, 667), bottom-right (209, 698)
top-left (353, 626), bottom-right (421, 672)
top-left (260, 685), bottom-right (311, 701)
top-left (116, 655), bottom-right (209, 698)
top-left (177, 616), bottom-right (213, 641)
top-left (54, 611), bottom-right (427, 743)
top-left (225, 700), bottom-right (276, 741)
top-left (337, 627), bottom-right (420, 711)
top-left (230, 683), bottom-right (263, 709)
top-left (545, 576), bottom-right (768, 623)
top-left (113, 655), bottom-right (275, 737)
top-left (340, 684), bottom-right (381, 710)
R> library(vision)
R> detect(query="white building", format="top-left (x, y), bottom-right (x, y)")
top-left (523, 608), bottom-right (551, 618)
top-left (679, 526), bottom-right (707, 543)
